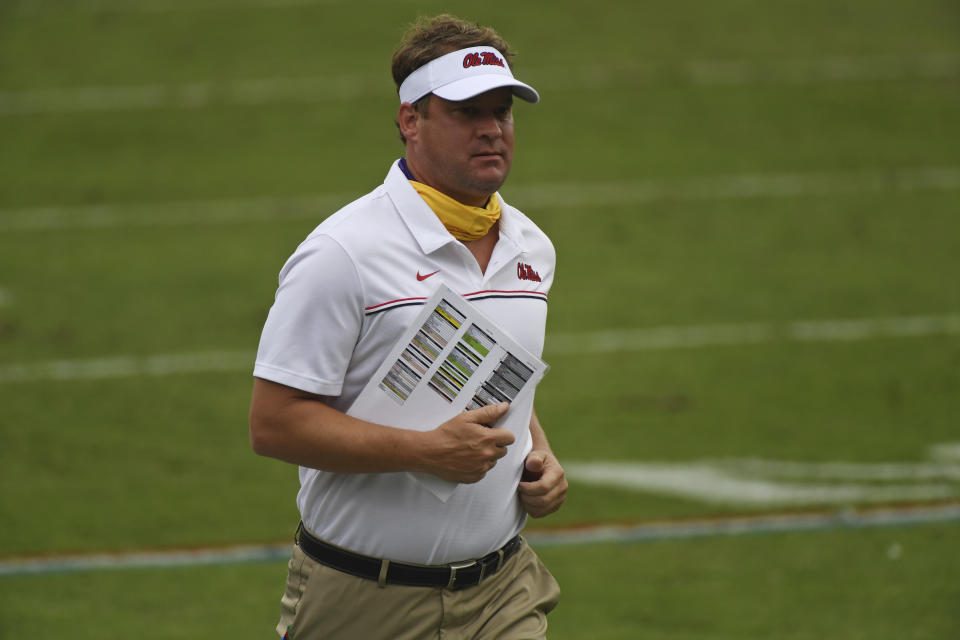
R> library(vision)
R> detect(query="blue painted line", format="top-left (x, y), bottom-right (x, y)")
top-left (1, 503), bottom-right (958, 578)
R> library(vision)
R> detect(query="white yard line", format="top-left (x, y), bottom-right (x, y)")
top-left (0, 544), bottom-right (294, 577)
top-left (546, 313), bottom-right (960, 354)
top-left (930, 442), bottom-right (960, 462)
top-left (2, 502), bottom-right (958, 577)
top-left (566, 444), bottom-right (960, 508)
top-left (11, 0), bottom-right (343, 15)
top-left (511, 166), bottom-right (960, 207)
top-left (683, 53), bottom-right (960, 85)
top-left (0, 193), bottom-right (355, 232)
top-left (1, 53), bottom-right (957, 116)
top-left (0, 76), bottom-right (382, 115)
top-left (722, 457), bottom-right (960, 482)
top-left (565, 462), bottom-right (960, 507)
top-left (0, 313), bottom-right (958, 383)
top-left (0, 350), bottom-right (252, 383)
top-left (2, 166), bottom-right (959, 233)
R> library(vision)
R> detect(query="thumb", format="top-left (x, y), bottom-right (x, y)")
top-left (525, 452), bottom-right (545, 472)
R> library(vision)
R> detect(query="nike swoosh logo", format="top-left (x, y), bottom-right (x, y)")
top-left (417, 269), bottom-right (440, 281)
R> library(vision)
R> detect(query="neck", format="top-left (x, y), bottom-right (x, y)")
top-left (405, 165), bottom-right (502, 243)
top-left (400, 157), bottom-right (490, 207)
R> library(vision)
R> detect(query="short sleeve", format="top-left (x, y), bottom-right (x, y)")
top-left (253, 234), bottom-right (363, 396)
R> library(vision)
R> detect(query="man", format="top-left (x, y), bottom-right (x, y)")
top-left (249, 14), bottom-right (566, 640)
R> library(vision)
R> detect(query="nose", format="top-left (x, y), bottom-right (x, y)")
top-left (476, 113), bottom-right (502, 139)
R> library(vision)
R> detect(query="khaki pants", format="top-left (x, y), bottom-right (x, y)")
top-left (276, 537), bottom-right (561, 640)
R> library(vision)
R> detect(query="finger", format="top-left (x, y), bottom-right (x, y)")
top-left (463, 401), bottom-right (510, 427)
top-left (521, 452), bottom-right (547, 482)
top-left (519, 468), bottom-right (565, 494)
top-left (521, 484), bottom-right (566, 516)
top-left (518, 467), bottom-right (550, 491)
top-left (520, 493), bottom-right (557, 518)
top-left (489, 427), bottom-right (515, 447)
top-left (518, 480), bottom-right (549, 496)
top-left (525, 453), bottom-right (545, 472)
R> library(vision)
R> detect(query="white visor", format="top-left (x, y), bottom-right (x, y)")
top-left (398, 46), bottom-right (540, 104)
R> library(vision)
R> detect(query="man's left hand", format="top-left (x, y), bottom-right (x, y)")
top-left (517, 450), bottom-right (567, 518)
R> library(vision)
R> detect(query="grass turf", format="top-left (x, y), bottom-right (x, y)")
top-left (2, 0), bottom-right (959, 636)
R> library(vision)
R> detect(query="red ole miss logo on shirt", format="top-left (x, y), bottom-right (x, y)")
top-left (463, 51), bottom-right (506, 69)
top-left (517, 262), bottom-right (541, 282)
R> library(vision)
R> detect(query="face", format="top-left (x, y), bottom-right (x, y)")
top-left (401, 87), bottom-right (515, 207)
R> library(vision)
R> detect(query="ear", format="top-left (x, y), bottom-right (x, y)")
top-left (397, 101), bottom-right (423, 143)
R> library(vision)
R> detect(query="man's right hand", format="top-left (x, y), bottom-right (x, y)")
top-left (418, 402), bottom-right (515, 484)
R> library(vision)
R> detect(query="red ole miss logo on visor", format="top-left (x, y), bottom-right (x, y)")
top-left (463, 51), bottom-right (506, 69)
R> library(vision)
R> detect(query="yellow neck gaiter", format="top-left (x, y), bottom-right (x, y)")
top-left (410, 180), bottom-right (501, 242)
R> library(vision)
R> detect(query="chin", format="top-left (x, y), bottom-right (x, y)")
top-left (469, 167), bottom-right (510, 192)
top-left (468, 177), bottom-right (508, 196)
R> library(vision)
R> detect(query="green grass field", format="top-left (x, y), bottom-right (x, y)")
top-left (2, 0), bottom-right (959, 637)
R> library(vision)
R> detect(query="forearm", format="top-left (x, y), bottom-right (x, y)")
top-left (249, 377), bottom-right (515, 483)
top-left (528, 408), bottom-right (553, 453)
top-left (249, 378), bottom-right (426, 473)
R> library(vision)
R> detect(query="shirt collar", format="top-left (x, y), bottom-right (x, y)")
top-left (398, 157), bottom-right (416, 180)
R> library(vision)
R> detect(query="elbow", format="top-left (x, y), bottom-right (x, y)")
top-left (249, 410), bottom-right (280, 458)
top-left (248, 378), bottom-right (316, 462)
top-left (249, 418), bottom-right (268, 457)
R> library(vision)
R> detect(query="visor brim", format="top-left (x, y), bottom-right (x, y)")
top-left (431, 75), bottom-right (540, 104)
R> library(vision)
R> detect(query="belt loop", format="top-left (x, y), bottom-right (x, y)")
top-left (377, 559), bottom-right (390, 588)
top-left (294, 521), bottom-right (304, 544)
top-left (495, 549), bottom-right (505, 573)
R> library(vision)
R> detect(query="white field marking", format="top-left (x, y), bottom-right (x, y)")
top-left (0, 350), bottom-right (252, 383)
top-left (720, 458), bottom-right (960, 482)
top-left (549, 53), bottom-right (960, 91)
top-left (930, 442), bottom-right (960, 462)
top-left (682, 53), bottom-right (960, 86)
top-left (2, 166), bottom-right (960, 233)
top-left (1, 53), bottom-right (957, 116)
top-left (1, 312), bottom-right (959, 383)
top-left (565, 462), bottom-right (959, 507)
top-left (546, 313), bottom-right (960, 354)
top-left (11, 0), bottom-right (342, 15)
top-left (0, 76), bottom-right (384, 116)
top-left (511, 166), bottom-right (960, 208)
top-left (2, 502), bottom-right (959, 577)
top-left (566, 444), bottom-right (960, 508)
top-left (0, 544), bottom-right (294, 577)
top-left (0, 193), bottom-right (355, 232)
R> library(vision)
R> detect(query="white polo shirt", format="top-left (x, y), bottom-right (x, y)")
top-left (254, 160), bottom-right (555, 564)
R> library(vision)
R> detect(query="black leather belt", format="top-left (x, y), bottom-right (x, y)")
top-left (295, 522), bottom-right (522, 590)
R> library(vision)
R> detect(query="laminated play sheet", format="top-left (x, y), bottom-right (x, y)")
top-left (347, 282), bottom-right (549, 501)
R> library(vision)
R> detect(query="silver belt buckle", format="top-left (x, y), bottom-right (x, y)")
top-left (447, 560), bottom-right (478, 589)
